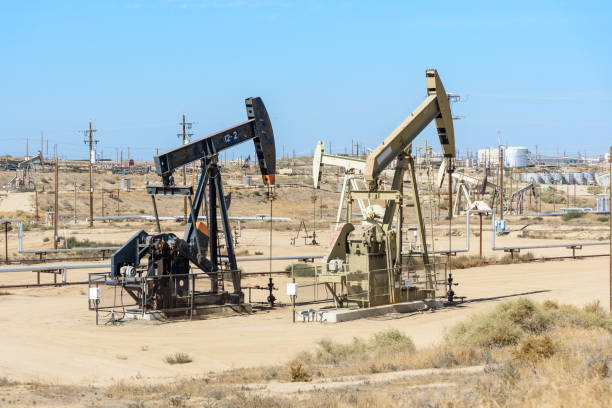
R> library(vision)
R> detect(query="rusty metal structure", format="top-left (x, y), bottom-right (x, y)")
top-left (108, 97), bottom-right (276, 315)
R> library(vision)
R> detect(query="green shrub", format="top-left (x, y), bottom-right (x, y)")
top-left (597, 216), bottom-right (609, 222)
top-left (370, 329), bottom-right (416, 353)
top-left (446, 298), bottom-right (612, 349)
top-left (562, 211), bottom-right (584, 221)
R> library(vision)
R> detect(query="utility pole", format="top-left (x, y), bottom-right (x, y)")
top-left (74, 183), bottom-right (78, 223)
top-left (46, 140), bottom-right (48, 158)
top-left (499, 147), bottom-right (504, 220)
top-left (54, 156), bottom-right (58, 250)
top-left (26, 137), bottom-right (29, 159)
top-left (178, 114), bottom-right (193, 224)
top-left (81, 122), bottom-right (98, 228)
top-left (40, 131), bottom-right (44, 159)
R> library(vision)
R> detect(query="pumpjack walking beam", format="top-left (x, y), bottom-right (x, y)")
top-left (154, 97), bottom-right (275, 244)
top-left (364, 69), bottom-right (455, 190)
top-left (312, 140), bottom-right (370, 222)
top-left (360, 69), bottom-right (456, 259)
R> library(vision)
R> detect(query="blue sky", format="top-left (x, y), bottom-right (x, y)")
top-left (0, 0), bottom-right (610, 160)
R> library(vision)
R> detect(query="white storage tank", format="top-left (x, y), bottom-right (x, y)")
top-left (478, 148), bottom-right (501, 166)
top-left (505, 146), bottom-right (530, 167)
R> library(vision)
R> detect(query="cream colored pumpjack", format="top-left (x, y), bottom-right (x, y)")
top-left (320, 69), bottom-right (456, 309)
top-left (312, 141), bottom-right (385, 223)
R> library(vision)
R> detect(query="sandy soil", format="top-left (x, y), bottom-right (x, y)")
top-left (0, 161), bottom-right (610, 387)
top-left (0, 192), bottom-right (34, 213)
top-left (0, 254), bottom-right (608, 385)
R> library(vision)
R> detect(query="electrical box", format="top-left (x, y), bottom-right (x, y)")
top-left (495, 219), bottom-right (506, 234)
top-left (286, 283), bottom-right (298, 296)
top-left (89, 287), bottom-right (100, 300)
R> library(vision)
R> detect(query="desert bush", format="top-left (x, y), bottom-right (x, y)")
top-left (562, 211), bottom-right (584, 221)
top-left (447, 298), bottom-right (612, 349)
top-left (451, 255), bottom-right (485, 269)
top-left (288, 361), bottom-right (311, 382)
top-left (64, 236), bottom-right (118, 248)
top-left (285, 263), bottom-right (315, 277)
top-left (165, 352), bottom-right (193, 365)
top-left (0, 290), bottom-right (12, 296)
top-left (540, 188), bottom-right (567, 204)
top-left (513, 335), bottom-right (555, 362)
top-left (370, 329), bottom-right (416, 352)
top-left (597, 216), bottom-right (609, 222)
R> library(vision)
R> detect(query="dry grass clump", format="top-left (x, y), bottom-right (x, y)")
top-left (449, 252), bottom-right (535, 270)
top-left (164, 352), bottom-right (193, 365)
top-left (0, 290), bottom-right (12, 296)
top-left (512, 334), bottom-right (556, 362)
top-left (283, 329), bottom-right (417, 381)
top-left (448, 298), bottom-right (612, 349)
top-left (451, 255), bottom-right (485, 269)
top-left (288, 361), bottom-right (311, 382)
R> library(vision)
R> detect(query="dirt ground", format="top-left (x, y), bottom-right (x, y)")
top-left (0, 254), bottom-right (608, 385)
top-left (0, 159), bottom-right (610, 388)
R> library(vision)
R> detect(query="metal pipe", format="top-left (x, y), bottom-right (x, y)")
top-left (490, 212), bottom-right (609, 251)
top-left (19, 247), bottom-right (119, 253)
top-left (431, 210), bottom-right (482, 254)
top-left (0, 255), bottom-right (326, 274)
top-left (85, 214), bottom-right (291, 222)
top-left (2, 213), bottom-right (289, 257)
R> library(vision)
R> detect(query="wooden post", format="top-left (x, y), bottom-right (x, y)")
top-left (35, 190), bottom-right (39, 222)
top-left (509, 169), bottom-right (513, 214)
top-left (4, 222), bottom-right (8, 264)
top-left (499, 149), bottom-right (504, 220)
top-left (101, 190), bottom-right (105, 220)
top-left (54, 157), bottom-right (58, 250)
top-left (479, 213), bottom-right (483, 259)
top-left (73, 183), bottom-right (77, 223)
top-left (116, 188), bottom-right (120, 215)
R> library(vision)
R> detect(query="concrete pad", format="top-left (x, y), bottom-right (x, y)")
top-left (303, 299), bottom-right (444, 323)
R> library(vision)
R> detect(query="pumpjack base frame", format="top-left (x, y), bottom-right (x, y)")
top-left (124, 303), bottom-right (252, 321)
